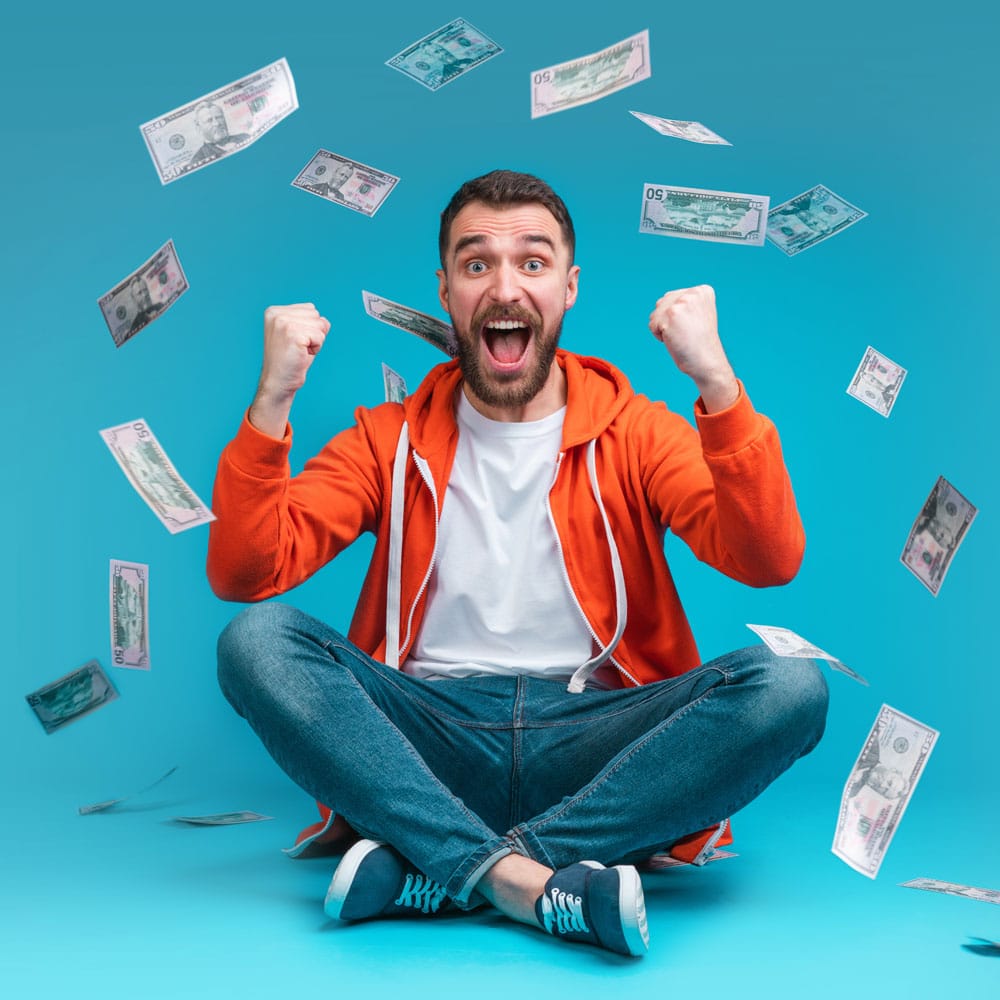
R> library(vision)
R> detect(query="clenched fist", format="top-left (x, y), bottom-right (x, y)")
top-left (648, 285), bottom-right (739, 413)
top-left (249, 303), bottom-right (331, 438)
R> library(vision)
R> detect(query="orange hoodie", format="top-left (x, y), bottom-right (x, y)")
top-left (207, 350), bottom-right (804, 861)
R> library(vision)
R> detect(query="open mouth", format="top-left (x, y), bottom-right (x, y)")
top-left (482, 317), bottom-right (532, 367)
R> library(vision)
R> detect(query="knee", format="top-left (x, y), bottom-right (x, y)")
top-left (216, 602), bottom-right (299, 703)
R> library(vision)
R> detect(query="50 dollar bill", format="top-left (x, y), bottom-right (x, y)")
top-left (640, 183), bottom-right (769, 246)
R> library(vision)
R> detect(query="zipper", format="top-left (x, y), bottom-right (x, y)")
top-left (397, 451), bottom-right (440, 660)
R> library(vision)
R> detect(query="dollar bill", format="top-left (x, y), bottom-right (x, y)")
top-left (531, 29), bottom-right (651, 118)
top-left (767, 184), bottom-right (867, 256)
top-left (172, 811), bottom-right (273, 825)
top-left (139, 57), bottom-right (298, 184)
top-left (26, 660), bottom-right (119, 735)
top-left (846, 346), bottom-right (907, 417)
top-left (98, 240), bottom-right (189, 348)
top-left (832, 704), bottom-right (938, 878)
top-left (79, 765), bottom-right (178, 815)
top-left (639, 849), bottom-right (737, 872)
top-left (640, 183), bottom-right (769, 246)
top-left (99, 420), bottom-right (216, 535)
top-left (628, 110), bottom-right (731, 145)
top-left (900, 476), bottom-right (977, 595)
top-left (745, 623), bottom-right (869, 686)
top-left (901, 878), bottom-right (1000, 905)
top-left (382, 363), bottom-right (408, 403)
top-left (291, 150), bottom-right (399, 218)
top-left (362, 290), bottom-right (457, 357)
top-left (110, 559), bottom-right (150, 670)
top-left (386, 18), bottom-right (502, 91)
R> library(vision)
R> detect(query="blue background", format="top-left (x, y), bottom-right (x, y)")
top-left (3, 0), bottom-right (997, 994)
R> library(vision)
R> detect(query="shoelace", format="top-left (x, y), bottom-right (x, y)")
top-left (394, 873), bottom-right (448, 914)
top-left (541, 887), bottom-right (590, 935)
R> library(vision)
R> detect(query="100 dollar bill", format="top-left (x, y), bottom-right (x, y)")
top-left (100, 420), bottom-right (215, 534)
top-left (362, 290), bottom-right (457, 356)
top-left (640, 183), bottom-right (769, 246)
top-left (832, 704), bottom-right (938, 878)
top-left (531, 29), bottom-right (651, 118)
top-left (110, 559), bottom-right (149, 669)
top-left (26, 660), bottom-right (119, 735)
top-left (140, 58), bottom-right (298, 184)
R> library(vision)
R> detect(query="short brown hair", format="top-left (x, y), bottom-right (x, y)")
top-left (438, 169), bottom-right (576, 266)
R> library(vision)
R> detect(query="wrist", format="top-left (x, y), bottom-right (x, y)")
top-left (694, 369), bottom-right (739, 413)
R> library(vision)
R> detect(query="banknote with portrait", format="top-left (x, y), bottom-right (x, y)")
top-left (140, 58), bottom-right (297, 184)
top-left (362, 290), bottom-right (458, 356)
top-left (628, 110), bottom-right (731, 145)
top-left (641, 184), bottom-right (769, 246)
top-left (386, 18), bottom-right (502, 91)
top-left (846, 345), bottom-right (907, 417)
top-left (292, 150), bottom-right (399, 217)
top-left (382, 363), bottom-right (408, 403)
top-left (900, 476), bottom-right (977, 595)
top-left (26, 660), bottom-right (119, 735)
top-left (832, 704), bottom-right (938, 878)
top-left (110, 559), bottom-right (149, 670)
top-left (766, 184), bottom-right (867, 256)
top-left (531, 30), bottom-right (651, 118)
top-left (98, 240), bottom-right (188, 348)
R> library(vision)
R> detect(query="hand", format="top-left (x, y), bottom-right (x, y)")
top-left (648, 284), bottom-right (738, 412)
top-left (249, 303), bottom-right (330, 437)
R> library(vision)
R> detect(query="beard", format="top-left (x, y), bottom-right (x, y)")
top-left (453, 303), bottom-right (564, 410)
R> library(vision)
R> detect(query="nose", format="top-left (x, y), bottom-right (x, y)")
top-left (488, 263), bottom-right (522, 303)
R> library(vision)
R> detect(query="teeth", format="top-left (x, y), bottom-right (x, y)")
top-left (485, 319), bottom-right (526, 330)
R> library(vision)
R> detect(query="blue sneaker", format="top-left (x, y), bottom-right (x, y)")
top-left (324, 839), bottom-right (450, 921)
top-left (535, 861), bottom-right (649, 956)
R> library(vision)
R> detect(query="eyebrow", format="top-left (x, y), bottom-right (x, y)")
top-left (452, 233), bottom-right (557, 258)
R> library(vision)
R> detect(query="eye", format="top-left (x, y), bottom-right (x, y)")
top-left (466, 261), bottom-right (487, 274)
top-left (524, 260), bottom-right (544, 273)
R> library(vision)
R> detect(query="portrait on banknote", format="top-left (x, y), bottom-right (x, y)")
top-left (386, 18), bottom-right (502, 91)
top-left (292, 150), bottom-right (399, 217)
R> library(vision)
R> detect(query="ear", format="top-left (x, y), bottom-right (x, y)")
top-left (564, 264), bottom-right (580, 311)
top-left (436, 268), bottom-right (448, 312)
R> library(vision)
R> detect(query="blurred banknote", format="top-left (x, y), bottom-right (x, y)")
top-left (832, 704), bottom-right (938, 878)
top-left (99, 419), bottom-right (216, 534)
top-left (362, 290), bottom-right (457, 356)
top-left (79, 765), bottom-right (178, 815)
top-left (639, 848), bottom-right (737, 872)
top-left (640, 183), bottom-right (769, 246)
top-left (901, 878), bottom-right (1000, 905)
top-left (382, 363), bottom-right (408, 403)
top-left (98, 240), bottom-right (188, 348)
top-left (531, 29), bottom-right (651, 118)
top-left (110, 559), bottom-right (150, 670)
top-left (140, 58), bottom-right (297, 184)
top-left (291, 150), bottom-right (399, 218)
top-left (766, 184), bottom-right (867, 256)
top-left (386, 18), bottom-right (502, 91)
top-left (846, 346), bottom-right (907, 417)
top-left (173, 811), bottom-right (273, 825)
top-left (900, 476), bottom-right (977, 595)
top-left (26, 660), bottom-right (118, 735)
top-left (746, 623), bottom-right (868, 686)
top-left (629, 110), bottom-right (731, 145)
top-left (964, 937), bottom-right (1000, 956)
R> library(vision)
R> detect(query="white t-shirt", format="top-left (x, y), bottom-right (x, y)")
top-left (404, 391), bottom-right (594, 681)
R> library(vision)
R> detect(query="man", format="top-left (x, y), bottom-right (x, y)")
top-left (309, 159), bottom-right (354, 201)
top-left (127, 276), bottom-right (163, 335)
top-left (187, 101), bottom-right (249, 167)
top-left (208, 169), bottom-right (828, 958)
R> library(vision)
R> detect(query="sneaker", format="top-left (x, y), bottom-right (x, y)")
top-left (324, 839), bottom-right (450, 921)
top-left (535, 861), bottom-right (649, 956)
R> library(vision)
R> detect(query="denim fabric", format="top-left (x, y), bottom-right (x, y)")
top-left (218, 603), bottom-right (828, 905)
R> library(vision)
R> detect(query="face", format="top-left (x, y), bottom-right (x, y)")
top-left (868, 764), bottom-right (906, 799)
top-left (130, 278), bottom-right (152, 311)
top-left (330, 163), bottom-right (354, 188)
top-left (437, 201), bottom-right (579, 419)
top-left (195, 104), bottom-right (228, 143)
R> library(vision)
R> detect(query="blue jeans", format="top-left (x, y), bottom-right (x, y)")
top-left (217, 603), bottom-right (828, 907)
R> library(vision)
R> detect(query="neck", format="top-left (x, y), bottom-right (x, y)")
top-left (462, 361), bottom-right (566, 423)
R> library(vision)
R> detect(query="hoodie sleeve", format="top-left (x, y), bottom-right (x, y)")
top-left (640, 383), bottom-right (805, 587)
top-left (206, 408), bottom-right (387, 602)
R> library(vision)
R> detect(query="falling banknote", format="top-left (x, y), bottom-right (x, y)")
top-left (901, 878), bottom-right (1000, 905)
top-left (640, 183), bottom-right (769, 246)
top-left (531, 29), bottom-right (651, 118)
top-left (110, 559), bottom-right (149, 670)
top-left (172, 812), bottom-right (273, 825)
top-left (362, 290), bottom-right (457, 356)
top-left (291, 150), bottom-right (399, 218)
top-left (745, 624), bottom-right (868, 685)
top-left (26, 660), bottom-right (119, 735)
top-left (139, 57), bottom-right (298, 184)
top-left (832, 704), bottom-right (938, 878)
top-left (386, 18), bottom-right (502, 91)
top-left (99, 420), bottom-right (215, 534)
top-left (846, 345), bottom-right (907, 418)
top-left (382, 363), bottom-right (408, 403)
top-left (766, 184), bottom-right (867, 256)
top-left (98, 239), bottom-right (189, 348)
top-left (628, 110), bottom-right (731, 145)
top-left (900, 476), bottom-right (977, 595)
top-left (79, 765), bottom-right (178, 815)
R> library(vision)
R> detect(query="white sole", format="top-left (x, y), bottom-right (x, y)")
top-left (614, 865), bottom-right (650, 955)
top-left (323, 839), bottom-right (384, 919)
